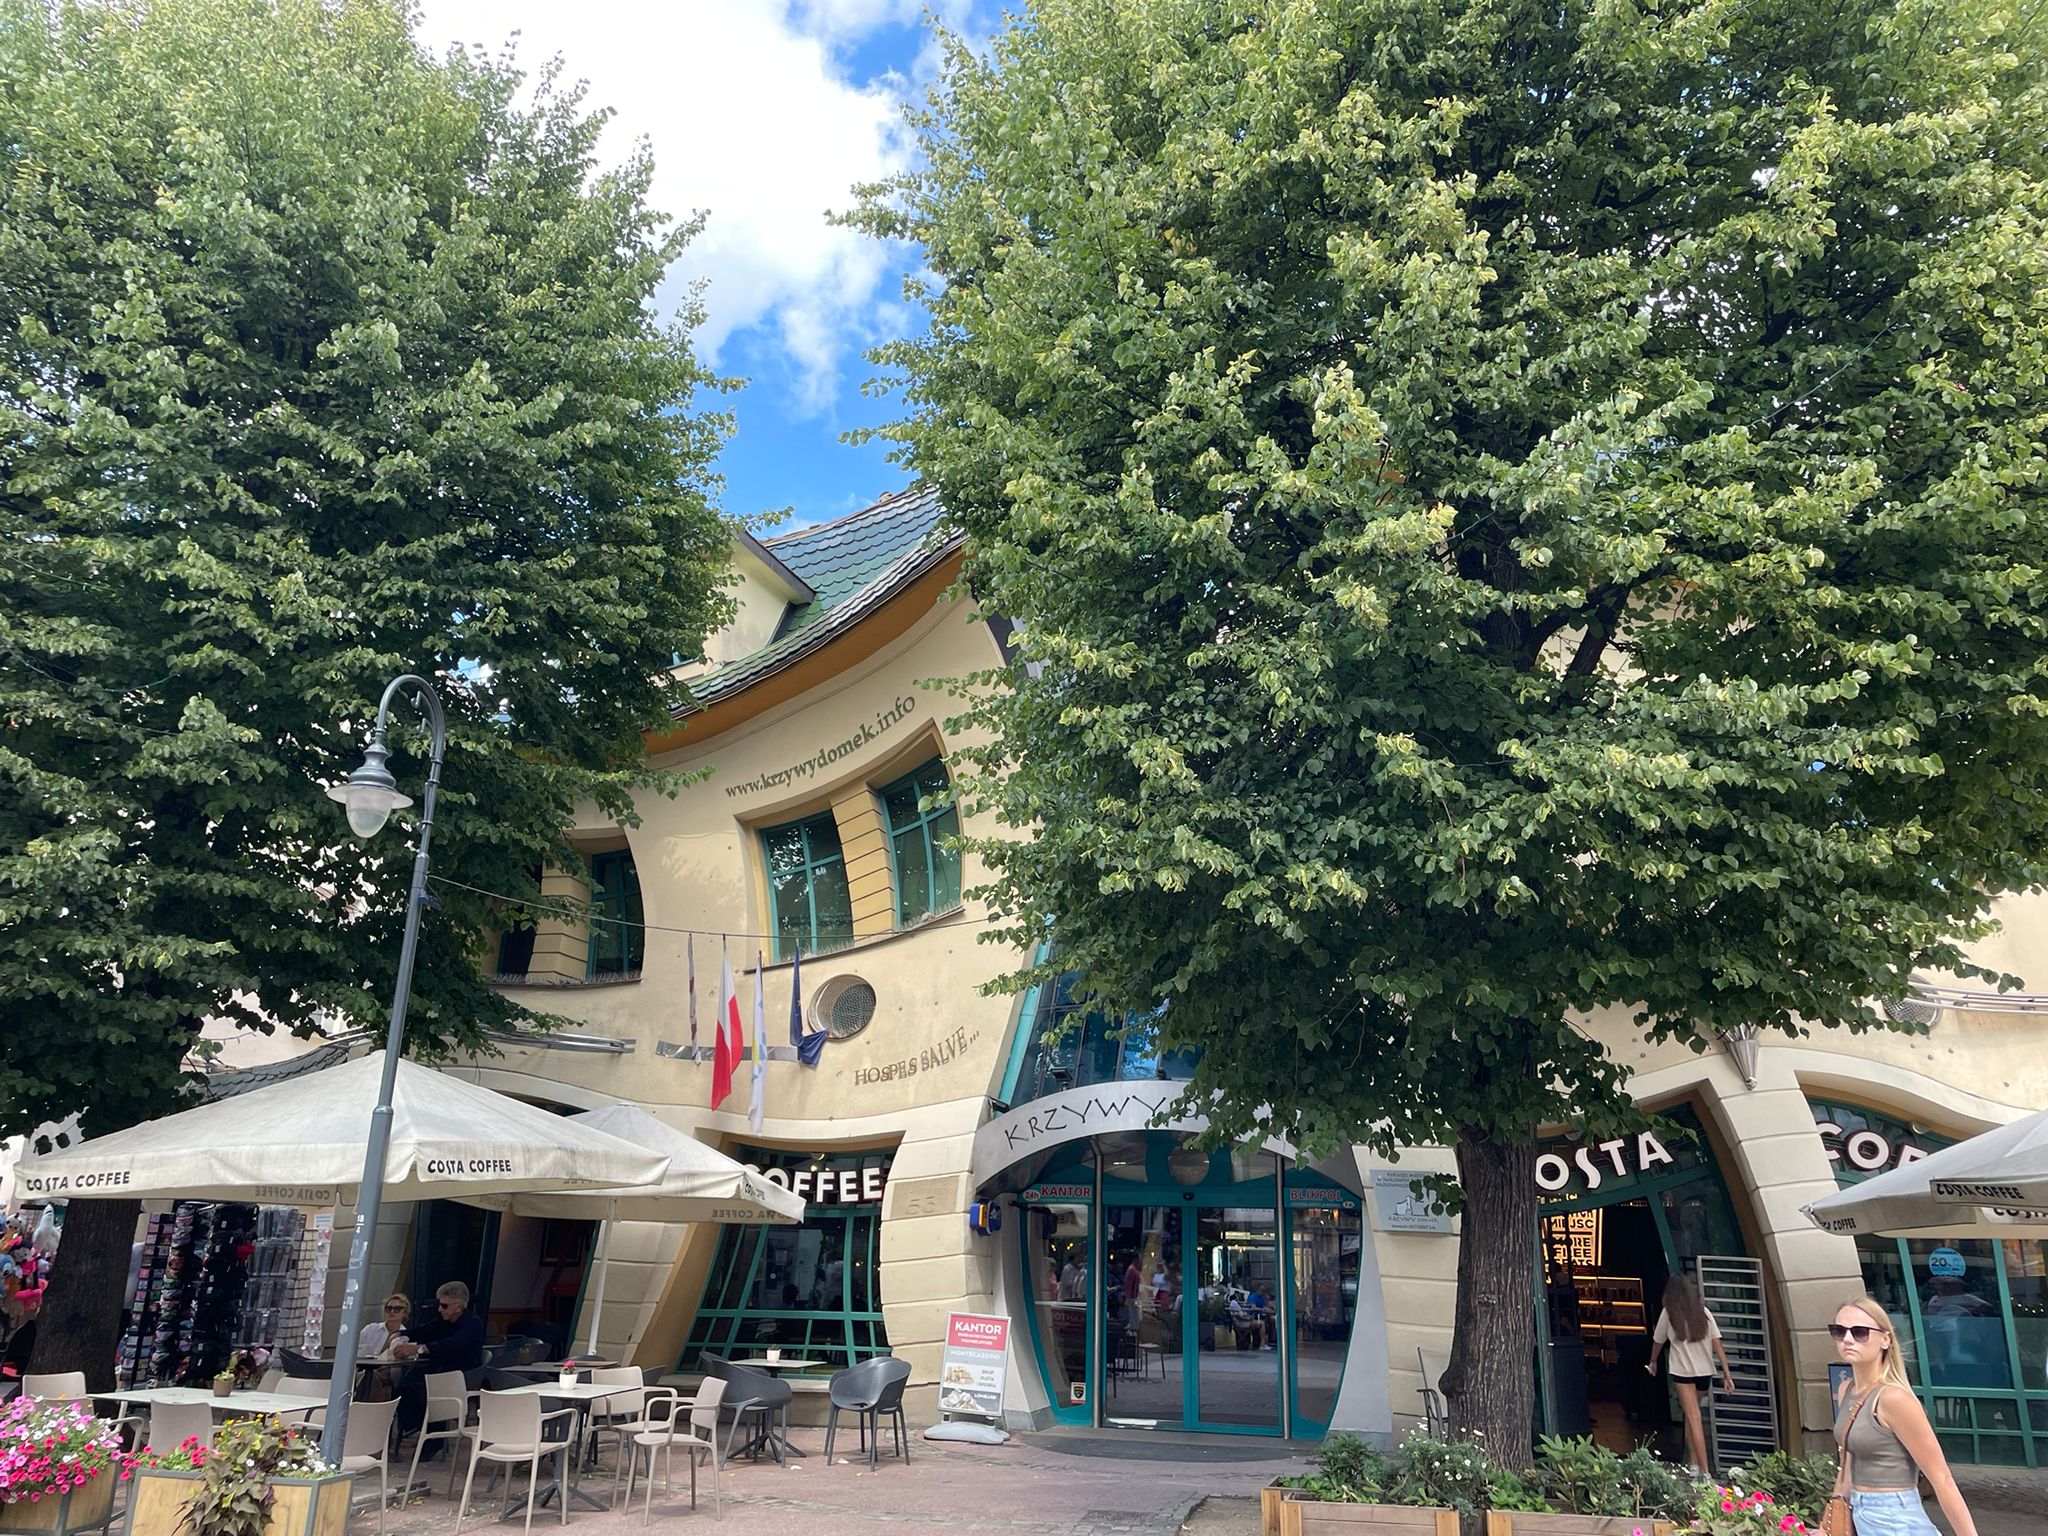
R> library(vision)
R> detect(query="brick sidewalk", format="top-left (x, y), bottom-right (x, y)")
top-left (369, 1429), bottom-right (1309, 1536)
top-left (362, 1437), bottom-right (2048, 1536)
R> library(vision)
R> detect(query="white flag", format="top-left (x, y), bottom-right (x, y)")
top-left (748, 950), bottom-right (767, 1132)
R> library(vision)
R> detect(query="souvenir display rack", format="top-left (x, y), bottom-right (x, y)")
top-left (117, 1202), bottom-right (320, 1386)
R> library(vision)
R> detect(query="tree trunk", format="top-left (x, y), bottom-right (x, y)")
top-left (29, 1197), bottom-right (140, 1391)
top-left (1439, 1123), bottom-right (1540, 1467)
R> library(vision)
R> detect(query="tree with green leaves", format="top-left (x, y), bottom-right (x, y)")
top-left (856, 0), bottom-right (2048, 1455)
top-left (1, 0), bottom-right (731, 1382)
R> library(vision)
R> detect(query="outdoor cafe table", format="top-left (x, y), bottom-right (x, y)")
top-left (95, 1386), bottom-right (327, 1418)
top-left (726, 1359), bottom-right (823, 1462)
top-left (494, 1379), bottom-right (640, 1515)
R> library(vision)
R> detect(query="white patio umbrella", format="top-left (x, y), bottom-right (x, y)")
top-left (458, 1103), bottom-right (804, 1355)
top-left (1803, 1106), bottom-right (2048, 1239)
top-left (9, 1053), bottom-right (671, 1205)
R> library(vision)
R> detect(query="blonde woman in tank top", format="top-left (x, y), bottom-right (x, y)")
top-left (1830, 1296), bottom-right (1979, 1536)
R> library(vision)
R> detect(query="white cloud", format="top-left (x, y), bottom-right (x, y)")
top-left (411, 1), bottom-right (936, 415)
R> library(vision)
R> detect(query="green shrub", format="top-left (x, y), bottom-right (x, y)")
top-left (1311, 1433), bottom-right (1394, 1500)
top-left (1733, 1450), bottom-right (1837, 1525)
top-left (1617, 1446), bottom-right (1701, 1520)
top-left (1533, 1435), bottom-right (1629, 1516)
top-left (1388, 1431), bottom-right (1505, 1514)
top-left (1485, 1470), bottom-right (1551, 1513)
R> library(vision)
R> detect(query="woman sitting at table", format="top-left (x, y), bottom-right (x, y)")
top-left (358, 1293), bottom-right (410, 1356)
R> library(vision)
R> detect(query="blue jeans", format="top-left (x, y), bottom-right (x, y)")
top-left (1849, 1490), bottom-right (1940, 1535)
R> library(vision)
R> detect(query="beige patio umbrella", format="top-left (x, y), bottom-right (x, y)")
top-left (10, 1053), bottom-right (672, 1205)
top-left (1803, 1106), bottom-right (2048, 1239)
top-left (458, 1103), bottom-right (804, 1355)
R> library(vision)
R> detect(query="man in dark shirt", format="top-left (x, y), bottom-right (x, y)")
top-left (392, 1281), bottom-right (485, 1447)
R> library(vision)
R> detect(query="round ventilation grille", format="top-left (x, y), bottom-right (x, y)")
top-left (812, 974), bottom-right (877, 1040)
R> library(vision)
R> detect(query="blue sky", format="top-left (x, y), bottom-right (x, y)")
top-left (412, 1), bottom-right (1003, 534)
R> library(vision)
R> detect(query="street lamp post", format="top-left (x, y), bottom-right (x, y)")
top-left (317, 675), bottom-right (447, 1466)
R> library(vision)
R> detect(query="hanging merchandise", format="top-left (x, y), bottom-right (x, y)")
top-left (119, 1202), bottom-right (320, 1387)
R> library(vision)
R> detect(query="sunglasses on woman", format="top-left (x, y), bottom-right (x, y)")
top-left (1828, 1323), bottom-right (1885, 1342)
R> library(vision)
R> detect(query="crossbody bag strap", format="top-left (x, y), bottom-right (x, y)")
top-left (1834, 1385), bottom-right (1874, 1496)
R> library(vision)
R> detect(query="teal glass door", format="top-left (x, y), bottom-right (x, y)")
top-left (1100, 1199), bottom-right (1282, 1432)
top-left (1192, 1204), bottom-right (1282, 1431)
top-left (1103, 1203), bottom-right (1186, 1427)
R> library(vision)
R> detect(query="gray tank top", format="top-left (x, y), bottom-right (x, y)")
top-left (1835, 1385), bottom-right (1918, 1489)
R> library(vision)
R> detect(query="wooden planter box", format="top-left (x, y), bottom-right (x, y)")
top-left (1278, 1496), bottom-right (1458, 1536)
top-left (121, 1469), bottom-right (354, 1536)
top-left (1260, 1479), bottom-right (1294, 1536)
top-left (1483, 1516), bottom-right (1678, 1536)
top-left (0, 1475), bottom-right (119, 1536)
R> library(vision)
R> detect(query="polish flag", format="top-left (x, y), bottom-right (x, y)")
top-left (712, 950), bottom-right (743, 1110)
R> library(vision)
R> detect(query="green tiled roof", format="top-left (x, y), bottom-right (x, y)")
top-left (676, 486), bottom-right (957, 714)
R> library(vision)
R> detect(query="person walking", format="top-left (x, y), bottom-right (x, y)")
top-left (1827, 1296), bottom-right (1979, 1536)
top-left (1644, 1275), bottom-right (1731, 1473)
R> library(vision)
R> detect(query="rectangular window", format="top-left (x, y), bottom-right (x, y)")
top-left (586, 850), bottom-right (644, 979)
top-left (879, 757), bottom-right (961, 927)
top-left (495, 924), bottom-right (535, 979)
top-left (762, 812), bottom-right (853, 961)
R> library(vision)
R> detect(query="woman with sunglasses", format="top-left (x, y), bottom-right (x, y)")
top-left (1830, 1297), bottom-right (1979, 1536)
top-left (358, 1292), bottom-right (411, 1355)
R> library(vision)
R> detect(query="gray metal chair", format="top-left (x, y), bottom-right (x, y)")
top-left (822, 1357), bottom-right (910, 1469)
top-left (1417, 1347), bottom-right (1448, 1436)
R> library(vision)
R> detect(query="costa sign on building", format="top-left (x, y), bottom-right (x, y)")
top-left (1534, 1132), bottom-right (1677, 1193)
top-left (1813, 1117), bottom-right (1932, 1175)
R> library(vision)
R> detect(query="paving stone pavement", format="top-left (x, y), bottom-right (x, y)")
top-left (361, 1429), bottom-right (1306, 1536)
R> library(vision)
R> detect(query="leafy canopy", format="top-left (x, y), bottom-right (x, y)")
top-left (856, 0), bottom-right (2048, 1155)
top-left (0, 0), bottom-right (733, 1138)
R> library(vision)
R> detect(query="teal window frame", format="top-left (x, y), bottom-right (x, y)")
top-left (761, 811), bottom-right (853, 961)
top-left (678, 1146), bottom-right (892, 1376)
top-left (1810, 1097), bottom-right (2046, 1467)
top-left (878, 757), bottom-right (961, 927)
top-left (998, 962), bottom-right (1198, 1108)
top-left (585, 849), bottom-right (644, 979)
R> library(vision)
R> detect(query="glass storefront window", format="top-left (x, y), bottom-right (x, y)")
top-left (1290, 1200), bottom-right (1360, 1432)
top-left (1023, 1203), bottom-right (1091, 1413)
top-left (2004, 1241), bottom-right (2048, 1392)
top-left (1813, 1096), bottom-right (2048, 1466)
top-left (1006, 975), bottom-right (1198, 1107)
top-left (680, 1145), bottom-right (890, 1374)
top-left (1908, 1238), bottom-right (2010, 1390)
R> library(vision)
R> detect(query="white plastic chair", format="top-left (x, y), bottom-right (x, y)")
top-left (404, 1371), bottom-right (477, 1498)
top-left (621, 1377), bottom-right (723, 1524)
top-left (22, 1371), bottom-right (87, 1403)
top-left (146, 1402), bottom-right (215, 1452)
top-left (453, 1390), bottom-right (574, 1536)
top-left (585, 1366), bottom-right (644, 1458)
top-left (327, 1397), bottom-right (400, 1536)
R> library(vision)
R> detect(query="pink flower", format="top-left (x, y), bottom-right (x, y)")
top-left (1722, 1499), bottom-right (1736, 1513)
top-left (1780, 1517), bottom-right (1800, 1531)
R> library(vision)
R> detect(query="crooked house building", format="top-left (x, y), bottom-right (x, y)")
top-left (384, 489), bottom-right (2048, 1465)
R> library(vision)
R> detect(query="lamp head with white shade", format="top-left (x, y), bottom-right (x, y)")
top-left (327, 732), bottom-right (414, 839)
